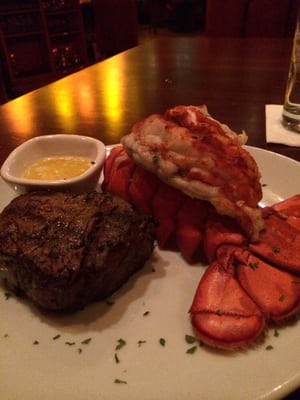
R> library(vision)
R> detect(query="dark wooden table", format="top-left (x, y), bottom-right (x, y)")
top-left (0, 36), bottom-right (299, 164)
top-left (0, 36), bottom-right (299, 399)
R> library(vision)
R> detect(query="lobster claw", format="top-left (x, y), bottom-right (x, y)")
top-left (190, 194), bottom-right (300, 350)
top-left (272, 194), bottom-right (300, 230)
top-left (250, 195), bottom-right (300, 274)
top-left (190, 243), bottom-right (300, 350)
top-left (236, 248), bottom-right (300, 322)
top-left (190, 246), bottom-right (265, 350)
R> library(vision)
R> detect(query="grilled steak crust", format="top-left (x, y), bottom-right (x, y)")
top-left (0, 191), bottom-right (155, 311)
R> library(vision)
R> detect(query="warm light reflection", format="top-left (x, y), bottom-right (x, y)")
top-left (5, 96), bottom-right (34, 138)
top-left (48, 83), bottom-right (76, 130)
top-left (5, 56), bottom-right (128, 140)
top-left (47, 57), bottom-right (125, 130)
top-left (76, 81), bottom-right (95, 119)
top-left (98, 59), bottom-right (124, 124)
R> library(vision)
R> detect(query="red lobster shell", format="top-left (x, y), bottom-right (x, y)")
top-left (102, 145), bottom-right (300, 350)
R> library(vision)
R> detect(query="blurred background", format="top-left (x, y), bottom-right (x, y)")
top-left (0, 0), bottom-right (298, 104)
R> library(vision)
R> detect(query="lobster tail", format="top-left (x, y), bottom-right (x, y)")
top-left (102, 104), bottom-right (300, 351)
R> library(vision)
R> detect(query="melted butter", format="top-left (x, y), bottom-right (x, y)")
top-left (23, 156), bottom-right (93, 181)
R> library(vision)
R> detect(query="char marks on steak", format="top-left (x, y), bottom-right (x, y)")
top-left (0, 191), bottom-right (156, 311)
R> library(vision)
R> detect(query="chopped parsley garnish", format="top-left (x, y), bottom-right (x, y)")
top-left (78, 348), bottom-right (82, 354)
top-left (65, 341), bottom-right (76, 346)
top-left (115, 338), bottom-right (126, 350)
top-left (52, 334), bottom-right (61, 340)
top-left (185, 334), bottom-right (203, 352)
top-left (152, 155), bottom-right (160, 165)
top-left (265, 345), bottom-right (273, 351)
top-left (273, 247), bottom-right (281, 254)
top-left (81, 338), bottom-right (92, 345)
top-left (114, 353), bottom-right (120, 363)
top-left (186, 346), bottom-right (197, 354)
top-left (138, 340), bottom-right (147, 347)
top-left (143, 311), bottom-right (150, 316)
top-left (185, 334), bottom-right (197, 344)
top-left (274, 329), bottom-right (279, 337)
top-left (114, 379), bottom-right (127, 384)
top-left (249, 262), bottom-right (259, 270)
top-left (33, 340), bottom-right (39, 345)
top-left (159, 338), bottom-right (166, 347)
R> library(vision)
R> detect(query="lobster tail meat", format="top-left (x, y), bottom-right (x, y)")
top-left (121, 105), bottom-right (264, 241)
top-left (103, 104), bottom-right (265, 259)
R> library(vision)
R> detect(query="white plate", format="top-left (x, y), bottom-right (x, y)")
top-left (0, 146), bottom-right (299, 400)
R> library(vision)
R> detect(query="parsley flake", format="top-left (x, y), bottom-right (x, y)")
top-left (273, 247), bottom-right (281, 254)
top-left (138, 340), bottom-right (147, 347)
top-left (265, 345), bottom-right (274, 350)
top-left (81, 338), bottom-right (92, 345)
top-left (152, 155), bottom-right (160, 165)
top-left (159, 338), bottom-right (166, 347)
top-left (143, 311), bottom-right (150, 316)
top-left (186, 346), bottom-right (197, 354)
top-left (274, 329), bottom-right (279, 337)
top-left (52, 334), bottom-right (61, 340)
top-left (249, 262), bottom-right (259, 270)
top-left (33, 340), bottom-right (39, 345)
top-left (185, 334), bottom-right (197, 344)
top-left (115, 338), bottom-right (126, 350)
top-left (114, 379), bottom-right (127, 384)
top-left (114, 353), bottom-right (120, 363)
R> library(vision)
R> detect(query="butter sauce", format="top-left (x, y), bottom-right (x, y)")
top-left (23, 156), bottom-right (93, 181)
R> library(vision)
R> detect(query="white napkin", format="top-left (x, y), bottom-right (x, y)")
top-left (265, 104), bottom-right (300, 147)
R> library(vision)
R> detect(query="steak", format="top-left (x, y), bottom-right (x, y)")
top-left (0, 191), bottom-right (156, 311)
